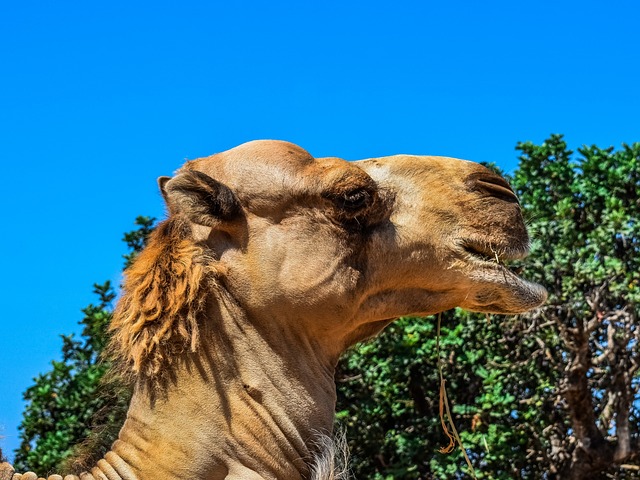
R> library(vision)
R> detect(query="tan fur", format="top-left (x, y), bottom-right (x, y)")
top-left (108, 217), bottom-right (216, 383)
top-left (0, 458), bottom-right (14, 480)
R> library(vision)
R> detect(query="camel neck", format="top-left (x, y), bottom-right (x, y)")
top-left (103, 293), bottom-right (338, 479)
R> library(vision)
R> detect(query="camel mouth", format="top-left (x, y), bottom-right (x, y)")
top-left (460, 240), bottom-right (532, 280)
top-left (459, 241), bottom-right (547, 314)
top-left (461, 241), bottom-right (529, 264)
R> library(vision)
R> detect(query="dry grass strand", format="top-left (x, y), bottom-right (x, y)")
top-left (436, 312), bottom-right (478, 479)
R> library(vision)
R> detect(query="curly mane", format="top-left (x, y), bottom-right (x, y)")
top-left (108, 217), bottom-right (216, 384)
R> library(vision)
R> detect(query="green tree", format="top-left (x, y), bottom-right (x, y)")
top-left (336, 135), bottom-right (640, 479)
top-left (337, 312), bottom-right (552, 479)
top-left (13, 216), bottom-right (155, 473)
top-left (512, 136), bottom-right (640, 479)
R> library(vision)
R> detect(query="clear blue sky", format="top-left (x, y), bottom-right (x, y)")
top-left (1, 0), bottom-right (638, 462)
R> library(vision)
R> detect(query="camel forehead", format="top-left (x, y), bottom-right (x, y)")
top-left (185, 140), bottom-right (314, 181)
top-left (181, 140), bottom-right (373, 204)
top-left (182, 140), bottom-right (320, 194)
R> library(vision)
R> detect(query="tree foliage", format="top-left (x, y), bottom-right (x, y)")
top-left (512, 136), bottom-right (640, 478)
top-left (13, 216), bottom-right (154, 473)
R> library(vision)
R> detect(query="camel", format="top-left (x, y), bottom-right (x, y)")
top-left (2, 140), bottom-right (547, 480)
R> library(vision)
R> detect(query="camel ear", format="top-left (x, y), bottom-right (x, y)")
top-left (159, 170), bottom-right (241, 226)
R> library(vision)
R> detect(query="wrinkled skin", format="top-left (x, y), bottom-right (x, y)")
top-left (7, 141), bottom-right (546, 480)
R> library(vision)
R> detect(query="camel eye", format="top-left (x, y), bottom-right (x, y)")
top-left (342, 188), bottom-right (371, 211)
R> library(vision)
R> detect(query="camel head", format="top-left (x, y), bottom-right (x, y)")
top-left (112, 140), bottom-right (546, 375)
top-left (7, 141), bottom-right (548, 480)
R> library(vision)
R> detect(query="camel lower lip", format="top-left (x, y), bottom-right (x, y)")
top-left (468, 261), bottom-right (548, 312)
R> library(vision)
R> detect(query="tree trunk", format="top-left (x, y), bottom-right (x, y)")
top-left (559, 316), bottom-right (614, 479)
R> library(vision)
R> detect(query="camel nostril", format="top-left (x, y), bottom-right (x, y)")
top-left (468, 173), bottom-right (519, 203)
